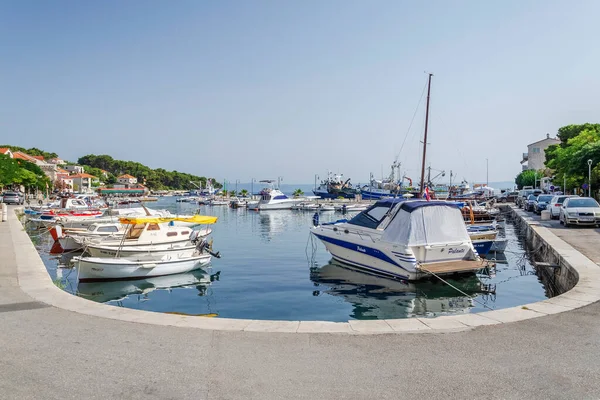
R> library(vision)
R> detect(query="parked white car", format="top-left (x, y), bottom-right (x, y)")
top-left (559, 197), bottom-right (600, 227)
top-left (548, 195), bottom-right (579, 219)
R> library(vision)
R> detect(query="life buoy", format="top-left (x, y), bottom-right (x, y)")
top-left (38, 200), bottom-right (43, 205)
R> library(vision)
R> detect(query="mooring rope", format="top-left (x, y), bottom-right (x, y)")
top-left (420, 265), bottom-right (496, 311)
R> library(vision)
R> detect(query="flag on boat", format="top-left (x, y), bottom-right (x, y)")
top-left (423, 187), bottom-right (431, 201)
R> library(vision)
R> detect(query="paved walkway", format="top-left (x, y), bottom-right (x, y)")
top-left (2, 206), bottom-right (600, 399)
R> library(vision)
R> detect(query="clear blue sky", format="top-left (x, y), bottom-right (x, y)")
top-left (2, 0), bottom-right (599, 185)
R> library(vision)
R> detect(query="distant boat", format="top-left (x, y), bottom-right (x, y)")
top-left (313, 171), bottom-right (359, 199)
top-left (248, 180), bottom-right (304, 211)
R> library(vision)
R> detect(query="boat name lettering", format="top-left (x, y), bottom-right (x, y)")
top-left (448, 247), bottom-right (465, 254)
top-left (356, 246), bottom-right (367, 253)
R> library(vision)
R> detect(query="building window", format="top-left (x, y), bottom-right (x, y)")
top-left (532, 148), bottom-right (540, 153)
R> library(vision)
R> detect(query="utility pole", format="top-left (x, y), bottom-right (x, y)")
top-left (588, 159), bottom-right (593, 197)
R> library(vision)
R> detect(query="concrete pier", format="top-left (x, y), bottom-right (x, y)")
top-left (2, 205), bottom-right (600, 399)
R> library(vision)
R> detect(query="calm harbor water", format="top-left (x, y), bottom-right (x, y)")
top-left (32, 197), bottom-right (552, 321)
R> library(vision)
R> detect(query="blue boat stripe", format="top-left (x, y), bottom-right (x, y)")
top-left (331, 255), bottom-right (409, 280)
top-left (393, 254), bottom-right (417, 262)
top-left (313, 233), bottom-right (408, 270)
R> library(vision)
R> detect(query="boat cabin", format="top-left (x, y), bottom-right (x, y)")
top-left (87, 223), bottom-right (121, 234)
top-left (125, 222), bottom-right (191, 241)
top-left (59, 197), bottom-right (91, 209)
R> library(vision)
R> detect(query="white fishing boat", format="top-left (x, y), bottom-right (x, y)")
top-left (208, 198), bottom-right (229, 206)
top-left (73, 221), bottom-right (220, 282)
top-left (51, 223), bottom-right (125, 251)
top-left (319, 204), bottom-right (335, 211)
top-left (311, 199), bottom-right (487, 281)
top-left (74, 252), bottom-right (212, 282)
top-left (248, 180), bottom-right (304, 211)
top-left (79, 215), bottom-right (216, 257)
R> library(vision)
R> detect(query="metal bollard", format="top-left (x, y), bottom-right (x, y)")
top-left (1, 203), bottom-right (6, 222)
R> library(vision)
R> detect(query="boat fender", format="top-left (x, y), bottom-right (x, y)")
top-left (312, 212), bottom-right (319, 227)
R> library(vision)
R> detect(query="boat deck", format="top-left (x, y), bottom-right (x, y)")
top-left (417, 260), bottom-right (486, 275)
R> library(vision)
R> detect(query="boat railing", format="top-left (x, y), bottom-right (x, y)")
top-left (354, 229), bottom-right (377, 243)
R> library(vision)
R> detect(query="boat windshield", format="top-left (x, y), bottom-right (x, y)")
top-left (347, 205), bottom-right (391, 229)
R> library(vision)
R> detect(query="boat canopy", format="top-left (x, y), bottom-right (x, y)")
top-left (119, 215), bottom-right (218, 225)
top-left (381, 201), bottom-right (468, 246)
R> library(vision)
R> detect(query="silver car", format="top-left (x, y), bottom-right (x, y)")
top-left (548, 195), bottom-right (579, 219)
top-left (559, 197), bottom-right (600, 227)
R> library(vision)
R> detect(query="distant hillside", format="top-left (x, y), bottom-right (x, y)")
top-left (78, 154), bottom-right (221, 191)
top-left (0, 145), bottom-right (58, 160)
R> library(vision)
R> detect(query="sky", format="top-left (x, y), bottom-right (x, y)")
top-left (2, 0), bottom-right (600, 185)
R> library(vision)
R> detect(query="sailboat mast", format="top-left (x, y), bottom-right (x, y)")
top-left (419, 73), bottom-right (433, 196)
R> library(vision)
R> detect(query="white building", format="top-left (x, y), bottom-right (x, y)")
top-left (64, 165), bottom-right (85, 174)
top-left (520, 134), bottom-right (561, 171)
top-left (117, 174), bottom-right (138, 187)
top-left (71, 173), bottom-right (98, 194)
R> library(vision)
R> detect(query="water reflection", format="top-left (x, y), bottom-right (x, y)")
top-left (76, 269), bottom-right (220, 303)
top-left (310, 260), bottom-right (495, 319)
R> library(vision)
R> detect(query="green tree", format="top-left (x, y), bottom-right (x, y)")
top-left (545, 125), bottom-right (600, 191)
top-left (556, 124), bottom-right (600, 148)
top-left (293, 189), bottom-right (304, 197)
top-left (240, 189), bottom-right (249, 197)
top-left (228, 190), bottom-right (237, 197)
top-left (515, 170), bottom-right (542, 189)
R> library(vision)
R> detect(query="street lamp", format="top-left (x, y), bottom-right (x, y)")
top-left (588, 159), bottom-right (593, 197)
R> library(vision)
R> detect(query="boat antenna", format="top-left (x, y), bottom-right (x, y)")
top-left (419, 73), bottom-right (433, 196)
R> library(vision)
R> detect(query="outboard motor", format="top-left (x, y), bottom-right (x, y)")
top-left (312, 212), bottom-right (319, 227)
top-left (342, 204), bottom-right (347, 215)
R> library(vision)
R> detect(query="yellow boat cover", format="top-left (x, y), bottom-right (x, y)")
top-left (119, 215), bottom-right (218, 225)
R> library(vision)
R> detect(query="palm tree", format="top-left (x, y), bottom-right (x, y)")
top-left (240, 189), bottom-right (249, 197)
top-left (228, 190), bottom-right (237, 198)
top-left (293, 189), bottom-right (304, 197)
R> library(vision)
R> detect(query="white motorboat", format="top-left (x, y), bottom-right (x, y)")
top-left (79, 215), bottom-right (216, 257)
top-left (319, 204), bottom-right (335, 211)
top-left (311, 199), bottom-right (487, 281)
top-left (74, 252), bottom-right (212, 282)
top-left (230, 197), bottom-right (249, 208)
top-left (51, 223), bottom-right (125, 251)
top-left (248, 180), bottom-right (304, 211)
top-left (209, 199), bottom-right (229, 206)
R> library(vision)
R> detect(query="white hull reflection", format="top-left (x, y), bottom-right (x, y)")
top-left (77, 270), bottom-right (218, 303)
top-left (310, 260), bottom-right (495, 319)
